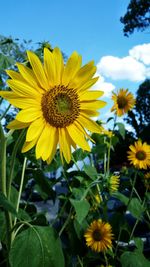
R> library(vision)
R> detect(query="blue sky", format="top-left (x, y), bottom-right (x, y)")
top-left (1, 0), bottom-right (150, 127)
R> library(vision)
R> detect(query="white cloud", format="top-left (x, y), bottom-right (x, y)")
top-left (97, 55), bottom-right (147, 82)
top-left (129, 43), bottom-right (150, 65)
top-left (92, 75), bottom-right (115, 97)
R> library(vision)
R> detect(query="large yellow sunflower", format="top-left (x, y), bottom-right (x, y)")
top-left (111, 88), bottom-right (135, 116)
top-left (0, 47), bottom-right (106, 163)
top-left (84, 219), bottom-right (113, 252)
top-left (127, 140), bottom-right (150, 169)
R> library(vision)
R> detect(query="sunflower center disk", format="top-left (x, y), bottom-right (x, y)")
top-left (117, 97), bottom-right (128, 109)
top-left (92, 230), bottom-right (102, 241)
top-left (136, 150), bottom-right (146, 160)
top-left (41, 85), bottom-right (80, 128)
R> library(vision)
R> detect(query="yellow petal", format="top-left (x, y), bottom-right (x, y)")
top-left (77, 114), bottom-right (102, 133)
top-left (44, 48), bottom-right (56, 87)
top-left (66, 122), bottom-right (91, 151)
top-left (7, 79), bottom-right (41, 98)
top-left (47, 130), bottom-right (59, 164)
top-left (22, 137), bottom-right (38, 153)
top-left (26, 117), bottom-right (45, 141)
top-left (0, 91), bottom-right (40, 109)
top-left (69, 61), bottom-right (96, 88)
top-left (79, 90), bottom-right (104, 101)
top-left (16, 108), bottom-right (41, 122)
top-left (81, 109), bottom-right (100, 117)
top-left (62, 51), bottom-right (82, 86)
top-left (80, 100), bottom-right (106, 110)
top-left (27, 50), bottom-right (49, 90)
top-left (6, 70), bottom-right (26, 82)
top-left (59, 128), bottom-right (71, 163)
top-left (77, 77), bottom-right (99, 93)
top-left (36, 125), bottom-right (58, 161)
top-left (16, 63), bottom-right (44, 93)
top-left (7, 119), bottom-right (29, 129)
top-left (53, 47), bottom-right (64, 85)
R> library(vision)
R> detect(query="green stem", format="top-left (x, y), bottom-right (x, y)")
top-left (0, 104), bottom-right (11, 121)
top-left (7, 129), bottom-right (26, 199)
top-left (104, 252), bottom-right (108, 266)
top-left (77, 256), bottom-right (83, 267)
top-left (13, 157), bottom-right (27, 229)
top-left (59, 209), bottom-right (72, 236)
top-left (0, 123), bottom-right (7, 196)
top-left (127, 170), bottom-right (137, 207)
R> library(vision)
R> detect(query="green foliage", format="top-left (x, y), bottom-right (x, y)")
top-left (120, 250), bottom-right (150, 267)
top-left (120, 0), bottom-right (150, 36)
top-left (9, 226), bottom-right (65, 267)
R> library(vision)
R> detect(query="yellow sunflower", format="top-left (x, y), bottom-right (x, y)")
top-left (84, 219), bottom-right (113, 252)
top-left (127, 140), bottom-right (150, 169)
top-left (0, 47), bottom-right (106, 163)
top-left (111, 88), bottom-right (135, 116)
top-left (109, 175), bottom-right (120, 194)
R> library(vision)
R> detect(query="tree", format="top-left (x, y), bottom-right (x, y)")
top-left (120, 0), bottom-right (150, 36)
top-left (126, 79), bottom-right (150, 143)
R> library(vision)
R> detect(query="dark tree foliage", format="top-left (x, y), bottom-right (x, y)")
top-left (120, 0), bottom-right (150, 36)
top-left (126, 79), bottom-right (150, 143)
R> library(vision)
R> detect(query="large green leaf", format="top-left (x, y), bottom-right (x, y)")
top-left (70, 198), bottom-right (90, 224)
top-left (120, 250), bottom-right (150, 267)
top-left (128, 198), bottom-right (145, 220)
top-left (84, 165), bottom-right (98, 180)
top-left (116, 122), bottom-right (125, 139)
top-left (9, 226), bottom-right (65, 267)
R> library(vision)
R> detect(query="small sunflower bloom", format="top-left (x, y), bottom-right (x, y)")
top-left (127, 140), bottom-right (150, 169)
top-left (109, 175), bottom-right (120, 194)
top-left (111, 88), bottom-right (135, 116)
top-left (144, 172), bottom-right (150, 190)
top-left (84, 219), bottom-right (113, 252)
top-left (0, 47), bottom-right (106, 163)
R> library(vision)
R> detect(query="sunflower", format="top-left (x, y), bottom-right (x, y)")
top-left (0, 47), bottom-right (106, 163)
top-left (84, 219), bottom-right (113, 252)
top-left (144, 172), bottom-right (150, 190)
top-left (127, 140), bottom-right (150, 169)
top-left (111, 88), bottom-right (135, 116)
top-left (109, 175), bottom-right (120, 194)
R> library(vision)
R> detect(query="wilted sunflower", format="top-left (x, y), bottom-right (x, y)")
top-left (144, 172), bottom-right (150, 190)
top-left (111, 88), bottom-right (135, 116)
top-left (84, 219), bottom-right (113, 252)
top-left (109, 175), bottom-right (120, 194)
top-left (0, 47), bottom-right (106, 163)
top-left (127, 140), bottom-right (150, 169)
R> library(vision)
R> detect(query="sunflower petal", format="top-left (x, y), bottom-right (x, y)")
top-left (16, 108), bottom-right (41, 122)
top-left (7, 120), bottom-right (29, 129)
top-left (66, 123), bottom-right (91, 151)
top-left (27, 50), bottom-right (49, 90)
top-left (62, 51), bottom-right (82, 86)
top-left (26, 117), bottom-right (45, 141)
top-left (53, 47), bottom-right (64, 85)
top-left (79, 90), bottom-right (104, 101)
top-left (59, 128), bottom-right (71, 163)
top-left (77, 114), bottom-right (102, 133)
top-left (80, 100), bottom-right (106, 110)
top-left (7, 79), bottom-right (41, 98)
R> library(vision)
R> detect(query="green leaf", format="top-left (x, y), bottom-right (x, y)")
top-left (134, 238), bottom-right (144, 252)
top-left (70, 199), bottom-right (90, 224)
top-left (128, 198), bottom-right (145, 220)
top-left (9, 226), bottom-right (65, 267)
top-left (0, 192), bottom-right (17, 215)
top-left (120, 250), bottom-right (150, 267)
top-left (84, 165), bottom-right (98, 180)
top-left (113, 192), bottom-right (129, 206)
top-left (116, 122), bottom-right (125, 139)
top-left (0, 212), bottom-right (6, 241)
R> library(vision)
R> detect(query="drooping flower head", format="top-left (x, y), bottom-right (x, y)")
top-left (144, 172), bottom-right (150, 190)
top-left (84, 219), bottom-right (113, 252)
top-left (111, 88), bottom-right (135, 116)
top-left (0, 47), bottom-right (106, 163)
top-left (109, 175), bottom-right (120, 194)
top-left (127, 140), bottom-right (150, 169)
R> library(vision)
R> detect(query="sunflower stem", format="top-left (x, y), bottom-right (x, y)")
top-left (7, 129), bottom-right (26, 199)
top-left (77, 255), bottom-right (83, 267)
top-left (104, 252), bottom-right (108, 266)
top-left (13, 157), bottom-right (27, 239)
top-left (0, 104), bottom-right (11, 121)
